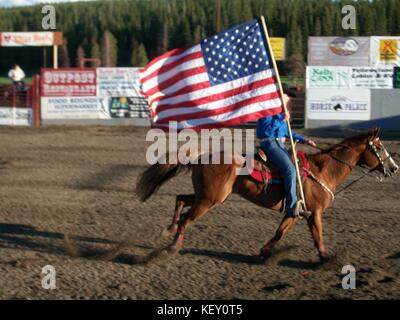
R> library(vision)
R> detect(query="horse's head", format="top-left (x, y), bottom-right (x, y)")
top-left (360, 128), bottom-right (399, 178)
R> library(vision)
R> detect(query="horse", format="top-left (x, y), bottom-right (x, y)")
top-left (136, 128), bottom-right (399, 263)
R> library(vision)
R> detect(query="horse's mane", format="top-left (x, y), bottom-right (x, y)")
top-left (307, 131), bottom-right (373, 173)
top-left (320, 132), bottom-right (371, 154)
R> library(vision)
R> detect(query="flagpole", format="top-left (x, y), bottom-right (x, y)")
top-left (259, 16), bottom-right (308, 213)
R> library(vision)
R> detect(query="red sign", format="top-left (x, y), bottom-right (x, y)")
top-left (41, 68), bottom-right (97, 97)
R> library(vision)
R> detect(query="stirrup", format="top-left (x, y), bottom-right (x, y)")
top-left (293, 201), bottom-right (312, 220)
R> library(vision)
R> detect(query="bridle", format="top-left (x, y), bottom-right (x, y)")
top-left (306, 137), bottom-right (393, 200)
top-left (367, 138), bottom-right (394, 176)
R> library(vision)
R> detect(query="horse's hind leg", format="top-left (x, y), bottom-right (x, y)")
top-left (162, 194), bottom-right (195, 238)
top-left (259, 215), bottom-right (299, 262)
top-left (169, 200), bottom-right (214, 251)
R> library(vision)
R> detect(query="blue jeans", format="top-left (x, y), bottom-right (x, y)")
top-left (261, 139), bottom-right (298, 216)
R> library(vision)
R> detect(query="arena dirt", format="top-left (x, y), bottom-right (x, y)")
top-left (0, 125), bottom-right (399, 299)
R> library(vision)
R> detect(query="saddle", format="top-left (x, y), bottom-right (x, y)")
top-left (248, 147), bottom-right (310, 189)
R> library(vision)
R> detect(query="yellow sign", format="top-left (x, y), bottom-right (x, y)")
top-left (379, 39), bottom-right (397, 62)
top-left (270, 37), bottom-right (286, 61)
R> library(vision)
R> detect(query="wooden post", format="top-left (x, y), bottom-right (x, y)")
top-left (53, 45), bottom-right (58, 69)
top-left (259, 16), bottom-right (308, 212)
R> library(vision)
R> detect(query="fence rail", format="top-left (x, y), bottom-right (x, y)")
top-left (0, 84), bottom-right (32, 108)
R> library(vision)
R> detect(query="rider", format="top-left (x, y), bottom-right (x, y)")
top-left (256, 86), bottom-right (317, 218)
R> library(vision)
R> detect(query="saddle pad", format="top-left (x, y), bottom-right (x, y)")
top-left (249, 151), bottom-right (309, 184)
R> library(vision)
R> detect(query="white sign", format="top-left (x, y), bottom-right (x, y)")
top-left (0, 107), bottom-right (31, 125)
top-left (306, 89), bottom-right (371, 121)
top-left (96, 68), bottom-right (142, 97)
top-left (41, 96), bottom-right (110, 119)
top-left (306, 66), bottom-right (349, 88)
top-left (370, 36), bottom-right (400, 67)
top-left (307, 66), bottom-right (393, 89)
top-left (0, 32), bottom-right (54, 47)
top-left (308, 37), bottom-right (370, 66)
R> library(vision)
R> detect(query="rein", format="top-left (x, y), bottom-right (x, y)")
top-left (306, 139), bottom-right (385, 199)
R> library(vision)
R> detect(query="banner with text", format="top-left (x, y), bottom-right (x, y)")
top-left (0, 107), bottom-right (31, 125)
top-left (370, 37), bottom-right (400, 67)
top-left (0, 32), bottom-right (62, 47)
top-left (96, 67), bottom-right (143, 97)
top-left (41, 68), bottom-right (97, 97)
top-left (394, 67), bottom-right (400, 88)
top-left (308, 37), bottom-right (370, 66)
top-left (41, 97), bottom-right (110, 119)
top-left (270, 37), bottom-right (286, 61)
top-left (306, 89), bottom-right (371, 121)
top-left (307, 66), bottom-right (393, 89)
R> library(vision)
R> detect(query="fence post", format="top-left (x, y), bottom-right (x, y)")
top-left (32, 74), bottom-right (41, 127)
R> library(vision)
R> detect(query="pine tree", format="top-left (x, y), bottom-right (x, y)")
top-left (131, 42), bottom-right (148, 67)
top-left (101, 31), bottom-right (118, 67)
top-left (90, 36), bottom-right (101, 67)
top-left (60, 37), bottom-right (70, 68)
top-left (76, 45), bottom-right (85, 68)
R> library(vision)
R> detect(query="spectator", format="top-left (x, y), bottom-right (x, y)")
top-left (8, 64), bottom-right (26, 91)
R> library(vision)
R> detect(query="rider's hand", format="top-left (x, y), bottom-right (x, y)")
top-left (282, 93), bottom-right (291, 120)
top-left (307, 139), bottom-right (317, 147)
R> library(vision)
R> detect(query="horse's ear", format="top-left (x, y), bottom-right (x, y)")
top-left (369, 127), bottom-right (381, 139)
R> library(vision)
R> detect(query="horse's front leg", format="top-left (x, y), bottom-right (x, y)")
top-left (307, 210), bottom-right (329, 263)
top-left (259, 215), bottom-right (299, 262)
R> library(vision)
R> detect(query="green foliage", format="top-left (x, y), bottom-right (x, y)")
top-left (131, 42), bottom-right (148, 67)
top-left (0, 0), bottom-right (397, 76)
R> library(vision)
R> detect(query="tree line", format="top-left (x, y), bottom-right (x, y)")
top-left (0, 0), bottom-right (398, 76)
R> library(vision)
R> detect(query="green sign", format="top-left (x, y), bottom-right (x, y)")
top-left (394, 67), bottom-right (400, 88)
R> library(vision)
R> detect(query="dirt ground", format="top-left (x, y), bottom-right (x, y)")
top-left (0, 125), bottom-right (399, 300)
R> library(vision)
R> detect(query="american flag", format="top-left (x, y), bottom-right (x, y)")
top-left (139, 18), bottom-right (283, 130)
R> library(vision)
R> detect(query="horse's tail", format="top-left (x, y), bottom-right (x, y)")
top-left (135, 161), bottom-right (191, 202)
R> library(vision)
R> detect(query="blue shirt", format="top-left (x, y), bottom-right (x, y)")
top-left (256, 113), bottom-right (306, 143)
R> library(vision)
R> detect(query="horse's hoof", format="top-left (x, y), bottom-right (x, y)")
top-left (258, 250), bottom-right (272, 264)
top-left (319, 254), bottom-right (330, 264)
top-left (161, 225), bottom-right (178, 238)
top-left (166, 245), bottom-right (180, 256)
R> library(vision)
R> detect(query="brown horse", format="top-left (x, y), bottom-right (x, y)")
top-left (136, 128), bottom-right (399, 263)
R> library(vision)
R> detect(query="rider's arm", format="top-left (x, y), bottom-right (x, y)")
top-left (291, 131), bottom-right (307, 144)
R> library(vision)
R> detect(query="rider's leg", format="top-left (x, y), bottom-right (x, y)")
top-left (261, 139), bottom-right (298, 217)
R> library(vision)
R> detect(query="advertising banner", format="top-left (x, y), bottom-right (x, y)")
top-left (306, 66), bottom-right (349, 88)
top-left (307, 66), bottom-right (393, 89)
top-left (41, 68), bottom-right (97, 97)
top-left (370, 37), bottom-right (400, 67)
top-left (40, 96), bottom-right (109, 119)
top-left (0, 32), bottom-right (62, 47)
top-left (96, 68), bottom-right (142, 97)
top-left (0, 107), bottom-right (31, 125)
top-left (306, 89), bottom-right (371, 121)
top-left (270, 37), bottom-right (286, 61)
top-left (394, 67), bottom-right (400, 88)
top-left (308, 37), bottom-right (370, 66)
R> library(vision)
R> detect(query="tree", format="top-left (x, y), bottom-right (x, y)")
top-left (60, 37), bottom-right (70, 68)
top-left (90, 36), bottom-right (102, 67)
top-left (76, 45), bottom-right (85, 68)
top-left (131, 41), bottom-right (148, 67)
top-left (287, 53), bottom-right (304, 79)
top-left (101, 30), bottom-right (118, 67)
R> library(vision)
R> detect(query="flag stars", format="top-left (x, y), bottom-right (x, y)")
top-left (203, 22), bottom-right (270, 85)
